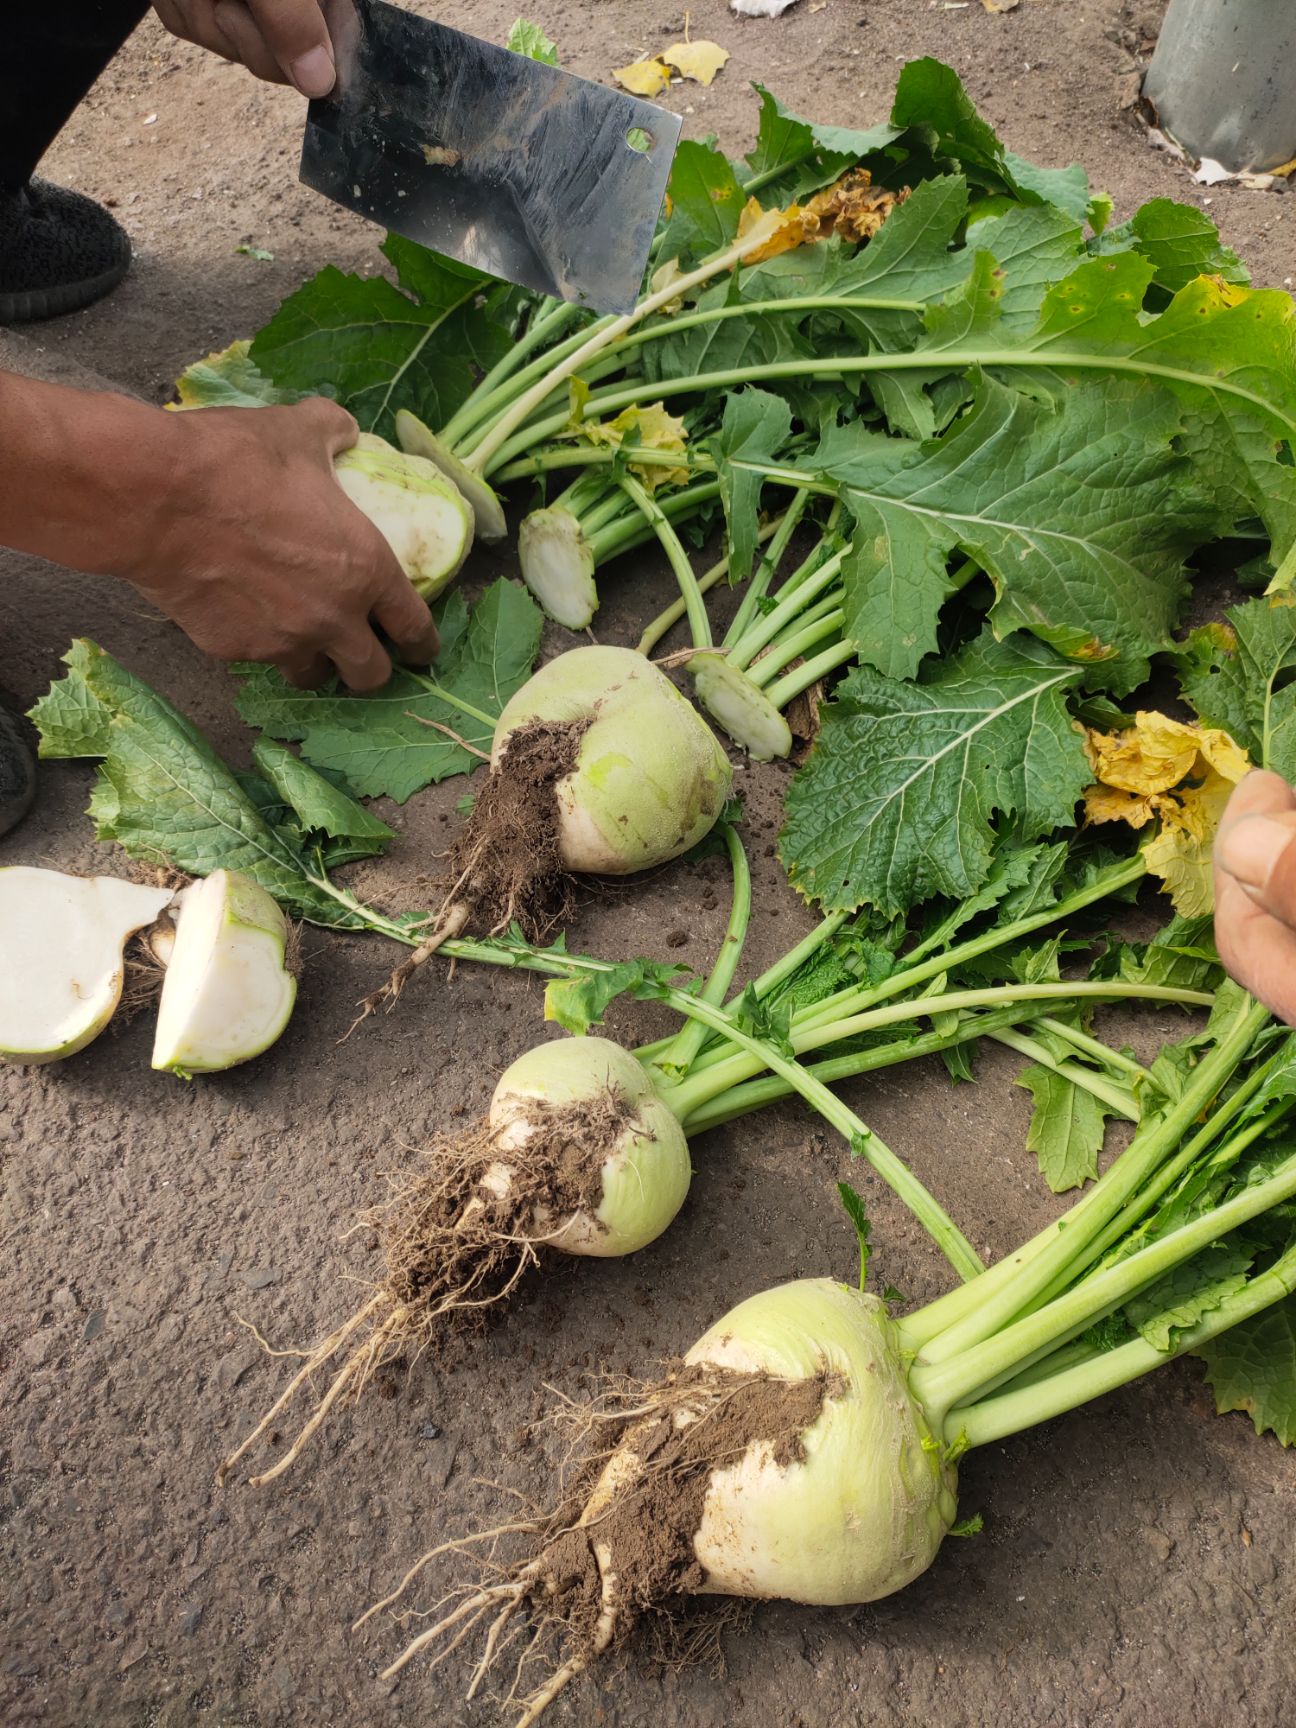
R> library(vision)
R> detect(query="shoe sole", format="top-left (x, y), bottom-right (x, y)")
top-left (0, 251), bottom-right (132, 325)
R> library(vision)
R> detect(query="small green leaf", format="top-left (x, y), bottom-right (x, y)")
top-left (837, 1181), bottom-right (872, 1290)
top-left (544, 959), bottom-right (688, 1036)
top-left (505, 18), bottom-right (559, 63)
top-left (1179, 596), bottom-right (1296, 778)
top-left (1126, 1242), bottom-right (1255, 1353)
top-left (1197, 1292), bottom-right (1296, 1446)
top-left (949, 1513), bottom-right (985, 1539)
top-left (1016, 1064), bottom-right (1110, 1193)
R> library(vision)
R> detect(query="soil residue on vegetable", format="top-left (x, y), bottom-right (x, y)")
top-left (377, 1367), bottom-right (836, 1714)
top-left (364, 718), bottom-right (587, 1013)
top-left (218, 1088), bottom-right (637, 1486)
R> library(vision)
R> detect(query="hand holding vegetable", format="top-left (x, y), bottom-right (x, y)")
top-left (0, 372), bottom-right (440, 690)
top-left (151, 0), bottom-right (336, 97)
top-left (1215, 770), bottom-right (1296, 1027)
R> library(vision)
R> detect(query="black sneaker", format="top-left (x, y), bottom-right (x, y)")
top-left (0, 700), bottom-right (37, 838)
top-left (0, 178), bottom-right (132, 324)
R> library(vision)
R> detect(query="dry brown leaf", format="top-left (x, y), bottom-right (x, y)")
top-left (613, 58), bottom-right (671, 97)
top-left (736, 169), bottom-right (901, 264)
top-left (661, 39), bottom-right (731, 86)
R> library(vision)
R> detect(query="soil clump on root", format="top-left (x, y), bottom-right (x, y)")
top-left (363, 719), bottom-right (587, 1016)
top-left (216, 1088), bottom-right (636, 1488)
top-left (370, 1367), bottom-right (836, 1723)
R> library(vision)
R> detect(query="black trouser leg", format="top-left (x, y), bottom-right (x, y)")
top-left (0, 3), bottom-right (151, 191)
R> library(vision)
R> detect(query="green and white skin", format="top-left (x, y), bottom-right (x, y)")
top-left (376, 988), bottom-right (1296, 1726)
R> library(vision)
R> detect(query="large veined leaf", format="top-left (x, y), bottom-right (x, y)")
top-left (235, 579), bottom-right (543, 803)
top-left (779, 632), bottom-right (1091, 915)
top-left (1179, 595), bottom-right (1296, 779)
top-left (249, 236), bottom-right (512, 440)
top-left (880, 250), bottom-right (1296, 587)
top-left (1017, 1063), bottom-right (1111, 1193)
top-left (818, 373), bottom-right (1219, 687)
top-left (1091, 196), bottom-right (1248, 297)
top-left (708, 388), bottom-right (794, 583)
top-left (29, 642), bottom-right (394, 928)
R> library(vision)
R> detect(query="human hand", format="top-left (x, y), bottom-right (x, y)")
top-left (122, 396), bottom-right (439, 690)
top-left (1214, 769), bottom-right (1296, 1026)
top-left (152, 0), bottom-right (337, 98)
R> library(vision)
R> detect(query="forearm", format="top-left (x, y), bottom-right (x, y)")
top-left (0, 370), bottom-right (175, 578)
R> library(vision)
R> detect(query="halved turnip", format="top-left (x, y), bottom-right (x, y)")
top-left (395, 408), bottom-right (508, 544)
top-left (334, 433), bottom-right (475, 600)
top-left (0, 867), bottom-right (174, 1064)
top-left (151, 870), bottom-right (296, 1077)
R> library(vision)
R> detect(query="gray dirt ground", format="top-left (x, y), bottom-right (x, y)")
top-left (3, 3), bottom-right (1295, 1725)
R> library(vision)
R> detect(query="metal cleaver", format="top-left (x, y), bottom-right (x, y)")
top-left (300, 0), bottom-right (683, 314)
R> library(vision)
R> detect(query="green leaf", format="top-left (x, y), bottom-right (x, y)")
top-left (822, 373), bottom-right (1220, 689)
top-left (171, 339), bottom-right (291, 409)
top-left (543, 959), bottom-right (686, 1035)
top-left (28, 641), bottom-right (383, 928)
top-left (1002, 152), bottom-right (1091, 223)
top-left (1197, 1292), bottom-right (1296, 1445)
top-left (1091, 197), bottom-right (1248, 297)
top-left (662, 140), bottom-right (744, 263)
top-left (948, 1513), bottom-right (985, 1538)
top-left (890, 58), bottom-right (1015, 197)
top-left (837, 1181), bottom-right (872, 1290)
top-left (731, 981), bottom-right (795, 1059)
top-left (709, 389), bottom-right (794, 582)
top-left (505, 18), bottom-right (558, 63)
top-left (1016, 1063), bottom-right (1110, 1192)
top-left (249, 249), bottom-right (510, 440)
top-left (1178, 596), bottom-right (1296, 779)
top-left (779, 631), bottom-right (1090, 916)
top-left (250, 738), bottom-right (394, 852)
top-left (745, 85), bottom-right (900, 190)
top-left (1127, 1241), bottom-right (1256, 1352)
top-left (235, 580), bottom-right (543, 803)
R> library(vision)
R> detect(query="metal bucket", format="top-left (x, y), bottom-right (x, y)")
top-left (1143, 0), bottom-right (1296, 174)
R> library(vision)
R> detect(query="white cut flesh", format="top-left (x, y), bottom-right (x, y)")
top-left (688, 652), bottom-right (794, 761)
top-left (395, 409), bottom-right (508, 543)
top-left (334, 433), bottom-right (475, 601)
top-left (0, 867), bottom-right (174, 1065)
top-left (517, 507), bottom-right (599, 630)
top-left (152, 870), bottom-right (296, 1076)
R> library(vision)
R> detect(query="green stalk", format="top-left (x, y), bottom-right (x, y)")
top-left (462, 217), bottom-right (791, 475)
top-left (403, 673), bottom-right (500, 733)
top-left (723, 489), bottom-right (817, 648)
top-left (727, 548), bottom-right (848, 671)
top-left (1034, 1017), bottom-right (1151, 1084)
top-left (954, 1238), bottom-right (1296, 1448)
top-left (657, 990), bottom-right (985, 1280)
top-left (677, 1004), bottom-right (1070, 1135)
top-left (905, 997), bottom-right (1270, 1359)
top-left (439, 298), bottom-right (590, 447)
top-left (654, 826), bottom-right (752, 1078)
top-left (746, 609), bottom-right (845, 687)
top-left (914, 1144), bottom-right (1296, 1430)
top-left (583, 479), bottom-right (722, 563)
top-left (987, 1026), bottom-right (1139, 1120)
top-left (636, 518), bottom-right (783, 655)
top-left (763, 640), bottom-right (857, 709)
top-left (661, 981), bottom-right (1213, 1125)
top-left (615, 474), bottom-right (713, 648)
top-left (484, 346), bottom-right (1290, 472)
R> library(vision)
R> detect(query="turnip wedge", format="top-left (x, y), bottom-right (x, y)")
top-left (0, 867), bottom-right (174, 1064)
top-left (215, 1034), bottom-right (692, 1487)
top-left (151, 869), bottom-right (297, 1077)
top-left (369, 992), bottom-right (1296, 1724)
top-left (332, 433), bottom-right (475, 601)
top-left (360, 644), bottom-right (732, 1015)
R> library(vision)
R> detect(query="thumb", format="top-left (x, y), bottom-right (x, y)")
top-left (245, 0), bottom-right (336, 97)
top-left (1218, 808), bottom-right (1296, 926)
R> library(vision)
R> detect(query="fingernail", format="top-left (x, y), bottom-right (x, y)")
top-left (291, 46), bottom-right (335, 99)
top-left (1219, 815), bottom-right (1293, 890)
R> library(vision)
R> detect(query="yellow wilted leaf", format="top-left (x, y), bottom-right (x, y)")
top-left (661, 39), bottom-right (730, 86)
top-left (613, 58), bottom-right (671, 97)
top-left (1083, 710), bottom-right (1201, 796)
top-left (1142, 770), bottom-right (1238, 917)
top-left (1081, 709), bottom-right (1251, 914)
top-left (573, 402), bottom-right (690, 493)
top-left (735, 169), bottom-right (901, 265)
top-left (1083, 784), bottom-right (1160, 830)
